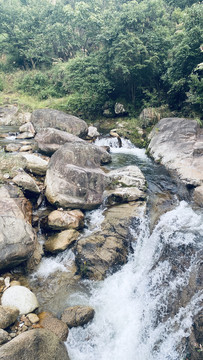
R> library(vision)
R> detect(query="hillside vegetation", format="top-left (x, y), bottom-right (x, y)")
top-left (0, 0), bottom-right (202, 121)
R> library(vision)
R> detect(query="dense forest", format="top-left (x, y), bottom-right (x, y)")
top-left (0, 0), bottom-right (202, 120)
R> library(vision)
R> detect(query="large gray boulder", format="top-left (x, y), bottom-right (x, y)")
top-left (31, 109), bottom-right (88, 138)
top-left (45, 142), bottom-right (110, 210)
top-left (75, 201), bottom-right (146, 280)
top-left (0, 185), bottom-right (36, 271)
top-left (34, 127), bottom-right (84, 155)
top-left (148, 118), bottom-right (203, 205)
top-left (0, 306), bottom-right (19, 329)
top-left (0, 329), bottom-right (70, 360)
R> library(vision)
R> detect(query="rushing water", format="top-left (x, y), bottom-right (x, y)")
top-left (64, 137), bottom-right (203, 360)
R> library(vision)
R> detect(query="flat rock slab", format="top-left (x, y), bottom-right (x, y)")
top-left (0, 329), bottom-right (70, 360)
top-left (20, 153), bottom-right (48, 176)
top-left (45, 142), bottom-right (110, 210)
top-left (31, 109), bottom-right (88, 138)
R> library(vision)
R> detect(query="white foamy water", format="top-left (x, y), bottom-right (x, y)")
top-left (82, 207), bottom-right (105, 237)
top-left (95, 136), bottom-right (149, 161)
top-left (31, 249), bottom-right (75, 279)
top-left (66, 201), bottom-right (203, 360)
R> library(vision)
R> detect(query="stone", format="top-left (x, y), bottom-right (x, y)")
top-left (0, 106), bottom-right (18, 126)
top-left (139, 107), bottom-right (160, 127)
top-left (0, 329), bottom-right (70, 360)
top-left (38, 312), bottom-right (69, 341)
top-left (1, 286), bottom-right (39, 315)
top-left (0, 185), bottom-right (36, 271)
top-left (76, 201), bottom-right (146, 280)
top-left (0, 306), bottom-right (19, 329)
top-left (19, 145), bottom-right (33, 152)
top-left (193, 185), bottom-right (203, 207)
top-left (44, 229), bottom-right (79, 253)
top-left (13, 171), bottom-right (40, 194)
top-left (45, 142), bottom-right (110, 210)
top-left (31, 109), bottom-right (88, 138)
top-left (27, 313), bottom-right (39, 324)
top-left (114, 102), bottom-right (127, 115)
top-left (104, 187), bottom-right (146, 205)
top-left (10, 281), bottom-right (21, 287)
top-left (19, 122), bottom-right (35, 135)
top-left (20, 153), bottom-right (48, 176)
top-left (87, 126), bottom-right (100, 139)
top-left (0, 329), bottom-right (9, 345)
top-left (61, 306), bottom-right (95, 328)
top-left (47, 209), bottom-right (84, 230)
top-left (148, 118), bottom-right (203, 205)
top-left (5, 144), bottom-right (21, 152)
top-left (16, 132), bottom-right (35, 139)
top-left (34, 127), bottom-right (84, 155)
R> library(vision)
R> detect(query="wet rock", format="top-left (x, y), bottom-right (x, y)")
top-left (0, 329), bottom-right (9, 345)
top-left (34, 127), bottom-right (84, 156)
top-left (20, 153), bottom-right (48, 176)
top-left (0, 329), bottom-right (70, 360)
top-left (45, 142), bottom-right (110, 210)
top-left (193, 185), bottom-right (203, 207)
top-left (61, 305), bottom-right (95, 328)
top-left (76, 201), bottom-right (146, 280)
top-left (87, 126), bottom-right (100, 139)
top-left (0, 185), bottom-right (36, 271)
top-left (105, 187), bottom-right (145, 205)
top-left (19, 122), bottom-right (35, 135)
top-left (47, 209), bottom-right (84, 230)
top-left (5, 144), bottom-right (21, 152)
top-left (1, 286), bottom-right (39, 315)
top-left (31, 109), bottom-right (88, 138)
top-left (38, 312), bottom-right (69, 341)
top-left (0, 306), bottom-right (19, 329)
top-left (148, 118), bottom-right (203, 205)
top-left (13, 171), bottom-right (40, 194)
top-left (44, 229), bottom-right (79, 253)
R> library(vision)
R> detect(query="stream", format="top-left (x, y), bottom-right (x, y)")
top-left (1, 128), bottom-right (202, 359)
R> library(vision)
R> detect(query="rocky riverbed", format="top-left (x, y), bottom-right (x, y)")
top-left (0, 106), bottom-right (202, 360)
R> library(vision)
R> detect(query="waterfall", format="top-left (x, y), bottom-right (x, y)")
top-left (66, 201), bottom-right (203, 360)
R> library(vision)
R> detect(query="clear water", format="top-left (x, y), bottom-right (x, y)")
top-left (66, 201), bottom-right (203, 360)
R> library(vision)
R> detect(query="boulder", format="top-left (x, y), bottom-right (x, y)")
top-left (0, 329), bottom-right (70, 360)
top-left (1, 286), bottom-right (39, 315)
top-left (0, 185), bottom-right (36, 271)
top-left (148, 118), bottom-right (203, 205)
top-left (19, 122), bottom-right (35, 135)
top-left (44, 229), bottom-right (79, 253)
top-left (114, 102), bottom-right (127, 116)
top-left (0, 106), bottom-right (18, 126)
top-left (87, 126), bottom-right (100, 139)
top-left (104, 165), bottom-right (146, 205)
top-left (0, 306), bottom-right (19, 329)
top-left (13, 171), bottom-right (40, 194)
top-left (45, 142), bottom-right (110, 210)
top-left (20, 153), bottom-right (48, 176)
top-left (76, 201), bottom-right (146, 280)
top-left (16, 132), bottom-right (35, 139)
top-left (47, 209), bottom-right (84, 230)
top-left (61, 305), bottom-right (95, 328)
top-left (19, 145), bottom-right (33, 152)
top-left (31, 109), bottom-right (88, 138)
top-left (0, 329), bottom-right (9, 345)
top-left (34, 127), bottom-right (84, 156)
top-left (139, 107), bottom-right (160, 127)
top-left (38, 312), bottom-right (69, 341)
